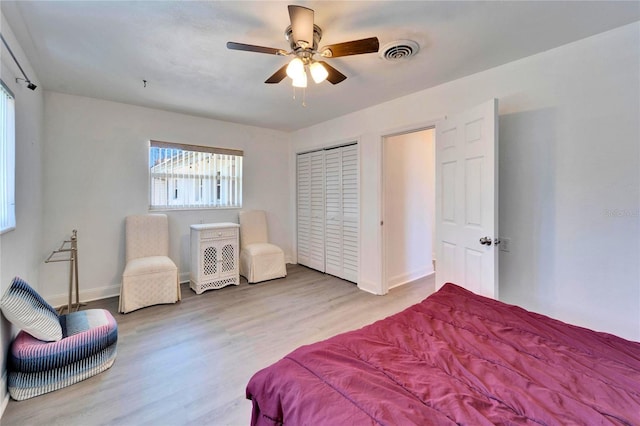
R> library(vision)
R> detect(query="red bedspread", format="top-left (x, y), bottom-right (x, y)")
top-left (246, 283), bottom-right (640, 425)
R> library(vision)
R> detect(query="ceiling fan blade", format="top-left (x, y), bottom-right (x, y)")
top-left (288, 5), bottom-right (314, 49)
top-left (265, 64), bottom-right (288, 84)
top-left (318, 61), bottom-right (347, 85)
top-left (320, 37), bottom-right (380, 58)
top-left (227, 41), bottom-right (285, 55)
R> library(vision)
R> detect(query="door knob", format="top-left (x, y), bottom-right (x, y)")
top-left (479, 236), bottom-right (493, 246)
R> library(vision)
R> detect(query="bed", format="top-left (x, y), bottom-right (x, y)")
top-left (246, 283), bottom-right (640, 425)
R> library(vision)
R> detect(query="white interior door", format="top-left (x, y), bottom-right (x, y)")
top-left (435, 99), bottom-right (499, 298)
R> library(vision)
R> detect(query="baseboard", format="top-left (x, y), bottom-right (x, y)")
top-left (388, 266), bottom-right (435, 290)
top-left (49, 283), bottom-right (121, 308)
top-left (358, 278), bottom-right (386, 295)
top-left (0, 371), bottom-right (8, 420)
top-left (45, 259), bottom-right (297, 307)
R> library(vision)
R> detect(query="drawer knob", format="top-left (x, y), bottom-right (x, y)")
top-left (218, 232), bottom-right (222, 236)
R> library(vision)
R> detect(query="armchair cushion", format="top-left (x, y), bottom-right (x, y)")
top-left (123, 256), bottom-right (177, 277)
top-left (242, 242), bottom-right (284, 257)
top-left (240, 243), bottom-right (286, 283)
top-left (0, 277), bottom-right (62, 342)
top-left (8, 308), bottom-right (118, 400)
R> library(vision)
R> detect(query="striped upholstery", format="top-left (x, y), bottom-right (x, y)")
top-left (8, 308), bottom-right (118, 400)
top-left (0, 277), bottom-right (62, 342)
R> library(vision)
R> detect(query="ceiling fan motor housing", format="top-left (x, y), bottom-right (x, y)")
top-left (285, 24), bottom-right (323, 52)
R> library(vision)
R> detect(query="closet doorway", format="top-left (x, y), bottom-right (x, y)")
top-left (382, 128), bottom-right (435, 293)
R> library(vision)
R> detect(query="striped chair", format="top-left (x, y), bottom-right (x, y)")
top-left (1, 277), bottom-right (118, 400)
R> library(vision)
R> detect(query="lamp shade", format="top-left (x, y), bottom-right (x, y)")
top-left (309, 61), bottom-right (328, 84)
top-left (286, 58), bottom-right (305, 80)
top-left (292, 71), bottom-right (307, 88)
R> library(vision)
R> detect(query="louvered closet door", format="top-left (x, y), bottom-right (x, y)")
top-left (297, 151), bottom-right (325, 272)
top-left (296, 153), bottom-right (311, 267)
top-left (324, 148), bottom-right (342, 277)
top-left (297, 145), bottom-right (357, 280)
top-left (308, 151), bottom-right (326, 272)
top-left (341, 144), bottom-right (359, 283)
top-left (324, 144), bottom-right (359, 282)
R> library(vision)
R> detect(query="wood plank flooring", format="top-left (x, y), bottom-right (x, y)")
top-left (1, 264), bottom-right (434, 426)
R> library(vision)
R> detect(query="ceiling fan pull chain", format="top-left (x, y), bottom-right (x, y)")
top-left (302, 87), bottom-right (306, 107)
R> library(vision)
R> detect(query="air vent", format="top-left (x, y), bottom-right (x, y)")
top-left (379, 40), bottom-right (420, 61)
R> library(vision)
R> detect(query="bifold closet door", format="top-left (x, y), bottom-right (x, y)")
top-left (340, 144), bottom-right (359, 283)
top-left (296, 153), bottom-right (311, 267)
top-left (324, 145), bottom-right (359, 282)
top-left (297, 151), bottom-right (325, 272)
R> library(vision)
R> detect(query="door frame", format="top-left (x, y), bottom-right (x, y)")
top-left (379, 119), bottom-right (441, 295)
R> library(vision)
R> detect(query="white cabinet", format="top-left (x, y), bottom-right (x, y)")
top-left (190, 222), bottom-right (240, 294)
top-left (297, 144), bottom-right (358, 282)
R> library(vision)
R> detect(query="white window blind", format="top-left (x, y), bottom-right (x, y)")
top-left (149, 140), bottom-right (243, 210)
top-left (0, 80), bottom-right (15, 233)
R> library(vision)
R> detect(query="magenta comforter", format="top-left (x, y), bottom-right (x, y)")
top-left (246, 283), bottom-right (640, 425)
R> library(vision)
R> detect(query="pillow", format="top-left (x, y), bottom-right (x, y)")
top-left (0, 277), bottom-right (62, 341)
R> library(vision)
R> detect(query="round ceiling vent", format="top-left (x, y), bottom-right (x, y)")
top-left (379, 40), bottom-right (420, 61)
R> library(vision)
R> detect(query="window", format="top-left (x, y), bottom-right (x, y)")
top-left (0, 80), bottom-right (15, 233)
top-left (149, 140), bottom-right (243, 210)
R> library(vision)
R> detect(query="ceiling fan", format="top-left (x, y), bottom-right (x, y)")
top-left (227, 5), bottom-right (379, 87)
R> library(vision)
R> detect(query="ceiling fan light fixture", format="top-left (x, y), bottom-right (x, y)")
top-left (292, 72), bottom-right (307, 88)
top-left (309, 61), bottom-right (328, 84)
top-left (286, 57), bottom-right (305, 80)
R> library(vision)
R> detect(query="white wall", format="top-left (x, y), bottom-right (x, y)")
top-left (291, 23), bottom-right (640, 341)
top-left (0, 12), bottom-right (45, 416)
top-left (41, 93), bottom-right (292, 305)
top-left (383, 129), bottom-right (435, 289)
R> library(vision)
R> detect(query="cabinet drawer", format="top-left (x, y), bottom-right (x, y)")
top-left (201, 228), bottom-right (237, 240)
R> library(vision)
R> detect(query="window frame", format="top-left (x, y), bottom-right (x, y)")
top-left (148, 140), bottom-right (243, 211)
top-left (0, 79), bottom-right (16, 234)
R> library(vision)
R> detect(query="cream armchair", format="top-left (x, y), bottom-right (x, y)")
top-left (119, 214), bottom-right (181, 313)
top-left (239, 210), bottom-right (287, 283)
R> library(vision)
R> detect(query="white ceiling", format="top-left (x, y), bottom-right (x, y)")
top-left (2, 1), bottom-right (639, 132)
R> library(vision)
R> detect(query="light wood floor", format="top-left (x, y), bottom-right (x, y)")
top-left (2, 264), bottom-right (434, 426)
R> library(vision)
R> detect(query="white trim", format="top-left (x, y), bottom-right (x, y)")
top-left (379, 118), bottom-right (440, 295)
top-left (357, 278), bottom-right (386, 295)
top-left (48, 284), bottom-right (120, 308)
top-left (293, 135), bottom-right (361, 156)
top-left (388, 268), bottom-right (435, 290)
top-left (45, 261), bottom-right (292, 307)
